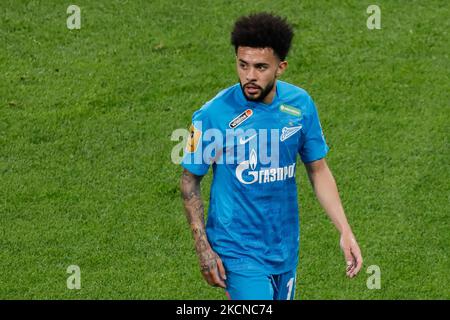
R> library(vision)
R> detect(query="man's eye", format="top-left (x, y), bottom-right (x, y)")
top-left (258, 65), bottom-right (267, 70)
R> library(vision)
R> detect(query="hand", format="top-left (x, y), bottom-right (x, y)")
top-left (198, 247), bottom-right (227, 288)
top-left (339, 232), bottom-right (363, 278)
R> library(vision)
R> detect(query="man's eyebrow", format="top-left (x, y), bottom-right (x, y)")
top-left (238, 59), bottom-right (269, 67)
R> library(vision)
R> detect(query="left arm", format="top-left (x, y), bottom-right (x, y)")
top-left (304, 158), bottom-right (363, 278)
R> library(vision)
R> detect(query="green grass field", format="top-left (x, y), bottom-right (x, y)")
top-left (0, 0), bottom-right (448, 299)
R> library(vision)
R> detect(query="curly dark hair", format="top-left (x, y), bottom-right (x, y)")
top-left (231, 12), bottom-right (294, 61)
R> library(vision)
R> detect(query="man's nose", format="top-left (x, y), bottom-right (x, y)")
top-left (246, 67), bottom-right (257, 82)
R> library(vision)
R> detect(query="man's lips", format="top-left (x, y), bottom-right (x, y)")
top-left (245, 84), bottom-right (261, 94)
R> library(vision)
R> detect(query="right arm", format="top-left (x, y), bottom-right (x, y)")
top-left (180, 168), bottom-right (226, 288)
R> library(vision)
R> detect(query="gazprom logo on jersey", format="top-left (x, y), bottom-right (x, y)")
top-left (236, 148), bottom-right (296, 185)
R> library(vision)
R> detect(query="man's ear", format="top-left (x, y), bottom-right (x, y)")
top-left (276, 61), bottom-right (288, 77)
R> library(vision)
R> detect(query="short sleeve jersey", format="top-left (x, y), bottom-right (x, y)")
top-left (181, 81), bottom-right (329, 274)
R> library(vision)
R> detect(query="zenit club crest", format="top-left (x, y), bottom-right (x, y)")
top-left (280, 125), bottom-right (302, 142)
top-left (229, 109), bottom-right (253, 128)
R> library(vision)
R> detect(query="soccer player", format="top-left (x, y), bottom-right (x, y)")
top-left (180, 12), bottom-right (363, 300)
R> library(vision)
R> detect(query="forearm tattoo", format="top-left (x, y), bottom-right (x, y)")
top-left (180, 170), bottom-right (216, 272)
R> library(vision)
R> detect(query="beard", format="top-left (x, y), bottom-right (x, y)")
top-left (240, 78), bottom-right (276, 103)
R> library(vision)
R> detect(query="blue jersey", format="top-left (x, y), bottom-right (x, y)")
top-left (181, 81), bottom-right (329, 274)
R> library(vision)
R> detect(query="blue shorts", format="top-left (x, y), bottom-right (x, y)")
top-left (225, 268), bottom-right (297, 300)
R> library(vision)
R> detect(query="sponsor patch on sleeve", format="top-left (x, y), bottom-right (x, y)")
top-left (280, 104), bottom-right (302, 117)
top-left (186, 124), bottom-right (201, 153)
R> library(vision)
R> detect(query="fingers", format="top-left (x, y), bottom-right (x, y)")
top-left (201, 257), bottom-right (227, 288)
top-left (216, 257), bottom-right (227, 282)
top-left (343, 247), bottom-right (355, 277)
top-left (340, 233), bottom-right (364, 279)
top-left (349, 247), bottom-right (363, 278)
top-left (346, 244), bottom-right (363, 278)
top-left (351, 255), bottom-right (363, 277)
top-left (203, 269), bottom-right (226, 288)
top-left (210, 267), bottom-right (227, 288)
top-left (346, 261), bottom-right (356, 278)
